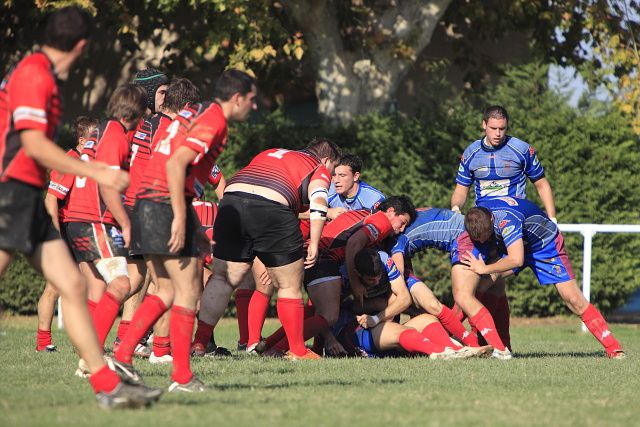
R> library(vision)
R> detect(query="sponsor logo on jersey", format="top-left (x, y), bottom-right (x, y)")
top-left (178, 109), bottom-right (193, 119)
top-left (553, 265), bottom-right (563, 275)
top-left (458, 164), bottom-right (465, 172)
top-left (134, 131), bottom-right (147, 140)
top-left (499, 219), bottom-right (509, 228)
top-left (479, 179), bottom-right (509, 197)
top-left (365, 223), bottom-right (380, 241)
top-left (501, 226), bottom-right (515, 237)
top-left (48, 181), bottom-right (69, 195)
top-left (83, 140), bottom-right (96, 150)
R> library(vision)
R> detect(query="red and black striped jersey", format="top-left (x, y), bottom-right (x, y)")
top-left (124, 113), bottom-right (172, 207)
top-left (137, 102), bottom-right (228, 202)
top-left (227, 148), bottom-right (331, 213)
top-left (63, 120), bottom-right (129, 225)
top-left (316, 210), bottom-right (393, 262)
top-left (0, 52), bottom-right (61, 188)
top-left (47, 148), bottom-right (81, 222)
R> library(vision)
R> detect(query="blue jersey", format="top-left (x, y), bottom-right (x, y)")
top-left (328, 180), bottom-right (385, 210)
top-left (477, 197), bottom-right (558, 253)
top-left (390, 208), bottom-right (465, 258)
top-left (456, 136), bottom-right (545, 201)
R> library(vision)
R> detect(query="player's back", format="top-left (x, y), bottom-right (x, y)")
top-left (398, 208), bottom-right (465, 256)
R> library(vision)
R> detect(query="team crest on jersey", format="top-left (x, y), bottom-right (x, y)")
top-left (553, 265), bottom-right (563, 276)
top-left (499, 219), bottom-right (509, 228)
top-left (501, 226), bottom-right (515, 237)
top-left (84, 140), bottom-right (96, 149)
top-left (134, 131), bottom-right (147, 139)
top-left (365, 224), bottom-right (380, 241)
top-left (499, 197), bottom-right (518, 206)
top-left (178, 110), bottom-right (193, 119)
top-left (458, 164), bottom-right (465, 172)
top-left (210, 165), bottom-right (220, 179)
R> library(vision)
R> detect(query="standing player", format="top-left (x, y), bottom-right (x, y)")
top-left (0, 6), bottom-right (161, 408)
top-left (132, 68), bottom-right (169, 117)
top-left (112, 69), bottom-right (257, 392)
top-left (450, 105), bottom-right (557, 349)
top-left (463, 199), bottom-right (625, 358)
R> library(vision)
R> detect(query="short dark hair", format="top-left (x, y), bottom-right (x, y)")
top-left (354, 248), bottom-right (385, 280)
top-left (73, 116), bottom-right (98, 140)
top-left (337, 154), bottom-right (363, 174)
top-left (107, 84), bottom-right (147, 122)
top-left (305, 137), bottom-right (342, 162)
top-left (465, 207), bottom-right (494, 242)
top-left (482, 105), bottom-right (509, 123)
top-left (42, 6), bottom-right (93, 52)
top-left (213, 69), bottom-right (256, 102)
top-left (377, 195), bottom-right (416, 223)
top-left (163, 78), bottom-right (201, 113)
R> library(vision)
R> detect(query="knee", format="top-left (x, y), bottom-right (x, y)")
top-left (107, 277), bottom-right (131, 300)
top-left (424, 299), bottom-right (442, 316)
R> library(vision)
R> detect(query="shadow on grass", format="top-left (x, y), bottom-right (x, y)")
top-left (514, 351), bottom-right (604, 359)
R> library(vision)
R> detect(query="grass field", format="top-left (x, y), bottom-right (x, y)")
top-left (0, 315), bottom-right (638, 427)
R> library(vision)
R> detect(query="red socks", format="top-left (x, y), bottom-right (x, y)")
top-left (469, 307), bottom-right (506, 351)
top-left (170, 305), bottom-right (196, 384)
top-left (437, 305), bottom-right (478, 347)
top-left (493, 295), bottom-right (511, 350)
top-left (272, 315), bottom-right (329, 352)
top-left (192, 319), bottom-right (214, 348)
top-left (235, 289), bottom-right (254, 346)
top-left (91, 291), bottom-right (121, 346)
top-left (36, 329), bottom-right (52, 351)
top-left (115, 294), bottom-right (167, 364)
top-left (421, 322), bottom-right (462, 350)
top-left (581, 304), bottom-right (622, 353)
top-left (247, 291), bottom-right (270, 347)
top-left (276, 298), bottom-right (306, 356)
top-left (116, 320), bottom-right (130, 342)
top-left (398, 329), bottom-right (447, 355)
top-left (89, 365), bottom-right (120, 394)
top-left (153, 335), bottom-right (171, 357)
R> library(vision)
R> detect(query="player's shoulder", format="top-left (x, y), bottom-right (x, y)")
top-left (462, 139), bottom-right (483, 158)
top-left (10, 52), bottom-right (55, 87)
top-left (504, 136), bottom-right (532, 153)
top-left (358, 181), bottom-right (385, 197)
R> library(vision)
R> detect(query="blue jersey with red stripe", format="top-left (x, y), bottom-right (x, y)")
top-left (328, 180), bottom-right (385, 210)
top-left (390, 208), bottom-right (465, 257)
top-left (456, 136), bottom-right (545, 201)
top-left (476, 197), bottom-right (558, 253)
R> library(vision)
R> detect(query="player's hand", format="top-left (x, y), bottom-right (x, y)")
top-left (327, 207), bottom-right (347, 220)
top-left (196, 229), bottom-right (211, 257)
top-left (121, 224), bottom-right (131, 249)
top-left (304, 243), bottom-right (319, 269)
top-left (91, 162), bottom-right (129, 192)
top-left (461, 250), bottom-right (487, 275)
top-left (258, 268), bottom-right (272, 286)
top-left (356, 314), bottom-right (380, 329)
top-left (168, 216), bottom-right (186, 253)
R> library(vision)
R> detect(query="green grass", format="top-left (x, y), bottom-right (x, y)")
top-left (0, 316), bottom-right (638, 427)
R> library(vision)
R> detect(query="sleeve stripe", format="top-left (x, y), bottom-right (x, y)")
top-left (13, 106), bottom-right (48, 124)
top-left (186, 137), bottom-right (209, 153)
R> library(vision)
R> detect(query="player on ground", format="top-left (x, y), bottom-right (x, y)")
top-left (112, 69), bottom-right (257, 392)
top-left (38, 116), bottom-right (98, 353)
top-left (462, 199), bottom-right (625, 359)
top-left (0, 6), bottom-right (161, 408)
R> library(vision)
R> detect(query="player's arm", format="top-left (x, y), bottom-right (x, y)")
top-left (533, 177), bottom-right (557, 220)
top-left (44, 193), bottom-right (61, 231)
top-left (450, 184), bottom-right (469, 213)
top-left (358, 276), bottom-right (411, 329)
top-left (391, 252), bottom-right (406, 276)
top-left (166, 145), bottom-right (198, 253)
top-left (306, 179), bottom-right (330, 268)
top-left (462, 238), bottom-right (525, 275)
top-left (214, 173), bottom-right (226, 200)
top-left (100, 183), bottom-right (131, 246)
top-left (345, 229), bottom-right (373, 305)
top-left (20, 130), bottom-right (128, 191)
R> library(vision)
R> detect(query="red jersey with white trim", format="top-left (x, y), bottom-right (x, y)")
top-left (316, 210), bottom-right (394, 262)
top-left (137, 102), bottom-right (228, 202)
top-left (124, 113), bottom-right (172, 207)
top-left (0, 52), bottom-right (61, 188)
top-left (47, 148), bottom-right (81, 222)
top-left (63, 120), bottom-right (129, 225)
top-left (226, 148), bottom-right (331, 213)
top-left (192, 200), bottom-right (218, 228)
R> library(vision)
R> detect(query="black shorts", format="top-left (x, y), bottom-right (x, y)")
top-left (131, 198), bottom-right (201, 257)
top-left (212, 192), bottom-right (303, 268)
top-left (303, 258), bottom-right (341, 287)
top-left (64, 222), bottom-right (127, 262)
top-left (124, 203), bottom-right (143, 260)
top-left (0, 180), bottom-right (60, 256)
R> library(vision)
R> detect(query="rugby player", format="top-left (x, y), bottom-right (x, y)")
top-left (328, 153), bottom-right (385, 215)
top-left (462, 199), bottom-right (625, 359)
top-left (112, 69), bottom-right (257, 392)
top-left (0, 6), bottom-right (161, 408)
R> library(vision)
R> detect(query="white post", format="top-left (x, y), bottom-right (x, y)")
top-left (57, 297), bottom-right (64, 330)
top-left (580, 229), bottom-right (595, 333)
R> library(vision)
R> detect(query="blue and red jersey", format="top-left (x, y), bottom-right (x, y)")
top-left (328, 180), bottom-right (385, 210)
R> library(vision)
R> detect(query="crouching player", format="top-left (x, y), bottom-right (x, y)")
top-left (462, 199), bottom-right (625, 359)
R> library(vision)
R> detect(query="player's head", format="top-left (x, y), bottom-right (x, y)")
top-left (377, 195), bottom-right (416, 234)
top-left (163, 78), bottom-right (201, 114)
top-left (465, 207), bottom-right (494, 243)
top-left (354, 248), bottom-right (384, 287)
top-left (333, 154), bottom-right (363, 197)
top-left (482, 105), bottom-right (509, 147)
top-left (306, 137), bottom-right (342, 175)
top-left (213, 69), bottom-right (257, 122)
top-left (73, 116), bottom-right (99, 150)
top-left (107, 84), bottom-right (148, 130)
top-left (132, 68), bottom-right (169, 114)
top-left (41, 6), bottom-right (93, 78)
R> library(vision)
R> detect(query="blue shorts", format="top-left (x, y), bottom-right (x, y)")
top-left (406, 274), bottom-right (422, 291)
top-left (449, 231), bottom-right (494, 265)
top-left (515, 233), bottom-right (575, 285)
top-left (354, 327), bottom-right (376, 354)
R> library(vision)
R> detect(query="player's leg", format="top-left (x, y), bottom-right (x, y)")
top-left (36, 281), bottom-right (59, 351)
top-left (479, 276), bottom-right (511, 350)
top-left (0, 250), bottom-right (13, 276)
top-left (113, 258), bottom-right (151, 357)
top-left (305, 277), bottom-right (343, 355)
top-left (80, 261), bottom-right (106, 315)
top-left (452, 265), bottom-right (508, 355)
top-left (147, 266), bottom-right (172, 364)
top-left (244, 260), bottom-right (271, 351)
top-left (234, 266), bottom-right (256, 350)
top-left (408, 276), bottom-right (477, 347)
top-left (370, 321), bottom-right (451, 357)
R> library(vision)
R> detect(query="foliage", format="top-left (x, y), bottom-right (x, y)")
top-left (0, 255), bottom-right (45, 315)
